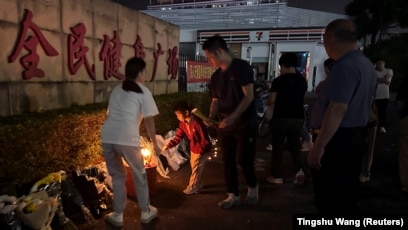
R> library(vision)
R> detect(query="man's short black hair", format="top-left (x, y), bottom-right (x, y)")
top-left (278, 52), bottom-right (298, 68)
top-left (202, 35), bottom-right (229, 54)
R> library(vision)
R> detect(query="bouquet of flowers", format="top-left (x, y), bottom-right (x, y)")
top-left (16, 170), bottom-right (97, 230)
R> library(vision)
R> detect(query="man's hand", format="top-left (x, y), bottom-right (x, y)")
top-left (219, 116), bottom-right (236, 129)
top-left (307, 145), bottom-right (325, 169)
top-left (203, 119), bottom-right (214, 127)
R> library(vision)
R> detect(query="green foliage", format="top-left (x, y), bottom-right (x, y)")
top-left (345, 0), bottom-right (405, 45)
top-left (0, 92), bottom-right (210, 195)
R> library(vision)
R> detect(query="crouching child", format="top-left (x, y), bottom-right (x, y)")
top-left (162, 101), bottom-right (212, 194)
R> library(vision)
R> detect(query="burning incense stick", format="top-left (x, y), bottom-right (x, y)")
top-left (191, 108), bottom-right (219, 125)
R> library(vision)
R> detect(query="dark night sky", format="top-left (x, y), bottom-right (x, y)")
top-left (287, 0), bottom-right (352, 14)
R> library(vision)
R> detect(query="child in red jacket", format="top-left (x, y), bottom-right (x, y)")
top-left (162, 101), bottom-right (212, 194)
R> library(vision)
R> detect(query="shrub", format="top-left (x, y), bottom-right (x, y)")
top-left (0, 92), bottom-right (210, 195)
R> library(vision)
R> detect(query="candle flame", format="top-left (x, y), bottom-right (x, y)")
top-left (141, 148), bottom-right (152, 166)
top-left (141, 148), bottom-right (150, 157)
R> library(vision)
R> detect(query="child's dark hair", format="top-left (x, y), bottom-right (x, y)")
top-left (122, 57), bottom-right (145, 93)
top-left (173, 101), bottom-right (192, 113)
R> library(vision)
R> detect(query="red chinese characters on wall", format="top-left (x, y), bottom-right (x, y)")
top-left (100, 31), bottom-right (125, 80)
top-left (8, 9), bottom-right (179, 81)
top-left (68, 23), bottom-right (96, 80)
top-left (150, 43), bottom-right (165, 82)
top-left (8, 9), bottom-right (59, 80)
top-left (133, 35), bottom-right (146, 59)
top-left (167, 46), bottom-right (179, 80)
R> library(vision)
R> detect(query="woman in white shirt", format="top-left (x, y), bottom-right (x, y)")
top-left (101, 57), bottom-right (160, 226)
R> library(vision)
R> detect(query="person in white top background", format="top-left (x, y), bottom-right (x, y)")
top-left (375, 58), bottom-right (393, 133)
top-left (101, 57), bottom-right (160, 226)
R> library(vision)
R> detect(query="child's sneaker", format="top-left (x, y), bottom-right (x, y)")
top-left (141, 205), bottom-right (158, 223)
top-left (218, 193), bottom-right (241, 209)
top-left (294, 169), bottom-right (305, 184)
top-left (105, 212), bottom-right (123, 227)
top-left (183, 184), bottom-right (203, 194)
top-left (245, 184), bottom-right (259, 205)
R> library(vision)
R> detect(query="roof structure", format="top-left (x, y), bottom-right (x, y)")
top-left (139, 0), bottom-right (346, 31)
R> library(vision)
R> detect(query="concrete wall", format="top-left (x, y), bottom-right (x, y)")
top-left (0, 0), bottom-right (179, 116)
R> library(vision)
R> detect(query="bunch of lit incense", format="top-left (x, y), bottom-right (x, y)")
top-left (191, 108), bottom-right (219, 125)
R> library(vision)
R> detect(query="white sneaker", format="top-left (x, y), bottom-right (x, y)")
top-left (379, 127), bottom-right (387, 133)
top-left (360, 175), bottom-right (370, 183)
top-left (105, 212), bottom-right (123, 227)
top-left (294, 169), bottom-right (305, 184)
top-left (266, 144), bottom-right (273, 151)
top-left (246, 184), bottom-right (259, 205)
top-left (266, 176), bottom-right (283, 184)
top-left (218, 193), bottom-right (241, 209)
top-left (141, 205), bottom-right (158, 223)
top-left (301, 141), bottom-right (313, 152)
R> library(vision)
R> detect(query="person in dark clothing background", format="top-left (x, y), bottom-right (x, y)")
top-left (203, 35), bottom-right (259, 209)
top-left (264, 52), bottom-right (308, 185)
top-left (396, 75), bottom-right (408, 193)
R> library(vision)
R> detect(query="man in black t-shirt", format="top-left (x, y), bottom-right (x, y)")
top-left (265, 52), bottom-right (307, 185)
top-left (203, 35), bottom-right (258, 209)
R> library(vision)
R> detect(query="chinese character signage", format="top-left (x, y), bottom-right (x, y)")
top-left (186, 61), bottom-right (216, 83)
top-left (8, 9), bottom-right (179, 81)
top-left (186, 61), bottom-right (216, 92)
top-left (8, 9), bottom-right (59, 80)
top-left (68, 23), bottom-right (96, 80)
top-left (100, 31), bottom-right (125, 80)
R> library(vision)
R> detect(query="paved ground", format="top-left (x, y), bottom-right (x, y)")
top-left (78, 100), bottom-right (408, 230)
